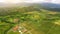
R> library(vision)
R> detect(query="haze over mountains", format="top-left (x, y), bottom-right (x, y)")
top-left (0, 2), bottom-right (34, 7)
top-left (0, 2), bottom-right (60, 9)
top-left (40, 2), bottom-right (60, 8)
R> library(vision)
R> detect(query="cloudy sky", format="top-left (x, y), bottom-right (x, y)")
top-left (0, 0), bottom-right (60, 4)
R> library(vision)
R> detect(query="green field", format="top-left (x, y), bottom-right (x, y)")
top-left (0, 6), bottom-right (60, 34)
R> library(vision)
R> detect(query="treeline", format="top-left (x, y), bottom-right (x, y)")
top-left (0, 6), bottom-right (41, 16)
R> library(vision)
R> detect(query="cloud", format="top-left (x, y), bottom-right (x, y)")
top-left (0, 0), bottom-right (60, 4)
top-left (0, 0), bottom-right (5, 2)
top-left (0, 0), bottom-right (42, 3)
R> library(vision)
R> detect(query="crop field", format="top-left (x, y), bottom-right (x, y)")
top-left (0, 7), bottom-right (60, 34)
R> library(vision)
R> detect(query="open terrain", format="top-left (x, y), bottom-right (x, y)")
top-left (0, 6), bottom-right (60, 34)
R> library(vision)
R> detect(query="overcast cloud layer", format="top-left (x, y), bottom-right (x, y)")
top-left (0, 0), bottom-right (60, 4)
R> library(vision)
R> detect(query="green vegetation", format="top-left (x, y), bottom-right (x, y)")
top-left (0, 6), bottom-right (60, 34)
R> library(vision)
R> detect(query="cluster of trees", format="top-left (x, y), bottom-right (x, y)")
top-left (0, 6), bottom-right (41, 34)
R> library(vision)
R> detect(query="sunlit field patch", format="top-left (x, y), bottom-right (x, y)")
top-left (54, 20), bottom-right (60, 25)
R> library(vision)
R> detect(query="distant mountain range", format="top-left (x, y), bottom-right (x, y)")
top-left (0, 2), bottom-right (60, 11)
top-left (0, 2), bottom-right (33, 7)
top-left (40, 2), bottom-right (60, 8)
top-left (39, 3), bottom-right (60, 11)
